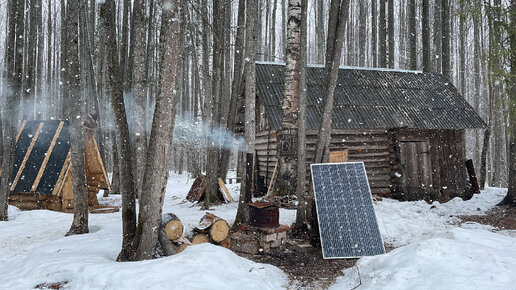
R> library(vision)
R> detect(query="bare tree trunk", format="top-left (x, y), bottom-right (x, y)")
top-left (313, 0), bottom-right (350, 164)
top-left (441, 0), bottom-right (450, 79)
top-left (433, 0), bottom-right (442, 73)
top-left (132, 0), bottom-right (148, 195)
top-left (36, 0), bottom-right (44, 120)
top-left (23, 0), bottom-right (37, 120)
top-left (60, 0), bottom-right (68, 119)
top-left (371, 0), bottom-right (377, 67)
top-left (0, 0), bottom-right (23, 221)
top-left (459, 2), bottom-right (466, 95)
top-left (387, 0), bottom-right (394, 68)
top-left (379, 0), bottom-right (387, 68)
top-left (295, 0), bottom-right (308, 229)
top-left (66, 0), bottom-right (89, 236)
top-left (359, 1), bottom-right (367, 67)
top-left (408, 0), bottom-right (417, 70)
top-left (234, 0), bottom-right (257, 227)
top-left (99, 0), bottom-right (138, 260)
top-left (271, 0), bottom-right (278, 60)
top-left (499, 0), bottom-right (515, 206)
top-left (204, 0), bottom-right (224, 208)
top-left (220, 0), bottom-right (246, 180)
top-left (473, 0), bottom-right (482, 167)
top-left (422, 0), bottom-right (431, 72)
top-left (134, 0), bottom-right (185, 260)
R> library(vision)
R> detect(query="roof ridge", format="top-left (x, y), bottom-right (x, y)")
top-left (255, 61), bottom-right (423, 74)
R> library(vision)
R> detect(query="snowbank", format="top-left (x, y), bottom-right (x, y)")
top-left (0, 173), bottom-right (289, 290)
top-left (375, 187), bottom-right (508, 247)
top-left (330, 228), bottom-right (516, 290)
top-left (330, 187), bottom-right (515, 290)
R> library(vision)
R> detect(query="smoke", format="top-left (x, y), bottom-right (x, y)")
top-left (173, 112), bottom-right (247, 152)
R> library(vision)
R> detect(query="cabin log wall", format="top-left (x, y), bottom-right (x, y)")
top-left (256, 126), bottom-right (469, 201)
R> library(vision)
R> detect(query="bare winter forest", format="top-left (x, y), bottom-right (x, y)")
top-left (0, 0), bottom-right (515, 274)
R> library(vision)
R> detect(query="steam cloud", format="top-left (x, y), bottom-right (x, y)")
top-left (173, 112), bottom-right (247, 152)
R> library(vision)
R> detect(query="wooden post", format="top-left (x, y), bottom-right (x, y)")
top-left (245, 153), bottom-right (253, 203)
top-left (465, 159), bottom-right (480, 196)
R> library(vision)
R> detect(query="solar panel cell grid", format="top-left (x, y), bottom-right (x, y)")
top-left (311, 162), bottom-right (385, 259)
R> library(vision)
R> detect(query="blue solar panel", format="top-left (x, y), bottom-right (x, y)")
top-left (311, 162), bottom-right (385, 259)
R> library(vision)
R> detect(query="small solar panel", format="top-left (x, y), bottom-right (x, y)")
top-left (311, 162), bottom-right (385, 259)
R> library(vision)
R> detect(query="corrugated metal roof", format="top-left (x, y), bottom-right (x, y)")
top-left (256, 62), bottom-right (487, 130)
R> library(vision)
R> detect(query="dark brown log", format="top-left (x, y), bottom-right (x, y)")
top-left (217, 237), bottom-right (231, 249)
top-left (186, 174), bottom-right (207, 202)
top-left (465, 159), bottom-right (480, 197)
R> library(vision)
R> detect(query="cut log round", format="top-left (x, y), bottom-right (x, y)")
top-left (172, 243), bottom-right (190, 253)
top-left (195, 212), bottom-right (216, 233)
top-left (191, 233), bottom-right (210, 245)
top-left (217, 237), bottom-right (231, 249)
top-left (209, 219), bottom-right (229, 243)
top-left (162, 213), bottom-right (184, 241)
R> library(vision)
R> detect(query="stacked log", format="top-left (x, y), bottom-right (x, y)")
top-left (163, 213), bottom-right (184, 241)
top-left (160, 212), bottom-right (231, 254)
top-left (160, 213), bottom-right (189, 255)
top-left (188, 213), bottom-right (231, 248)
top-left (194, 212), bottom-right (230, 243)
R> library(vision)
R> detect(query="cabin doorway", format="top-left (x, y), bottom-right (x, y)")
top-left (399, 141), bottom-right (433, 200)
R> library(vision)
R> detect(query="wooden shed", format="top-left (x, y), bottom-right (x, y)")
top-left (5, 120), bottom-right (110, 211)
top-left (244, 62), bottom-right (486, 201)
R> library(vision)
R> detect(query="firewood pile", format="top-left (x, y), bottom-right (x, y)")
top-left (160, 212), bottom-right (230, 255)
top-left (263, 195), bottom-right (297, 210)
top-left (190, 212), bottom-right (231, 248)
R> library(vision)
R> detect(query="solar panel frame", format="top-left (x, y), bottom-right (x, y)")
top-left (310, 162), bottom-right (385, 259)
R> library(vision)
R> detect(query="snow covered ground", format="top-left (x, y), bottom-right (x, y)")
top-left (1, 172), bottom-right (514, 290)
top-left (331, 187), bottom-right (516, 290)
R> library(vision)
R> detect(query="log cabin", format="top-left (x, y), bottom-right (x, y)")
top-left (4, 120), bottom-right (110, 211)
top-left (239, 62), bottom-right (486, 201)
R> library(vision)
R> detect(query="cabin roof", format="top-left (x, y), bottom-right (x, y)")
top-left (255, 62), bottom-right (486, 130)
top-left (8, 120), bottom-right (109, 195)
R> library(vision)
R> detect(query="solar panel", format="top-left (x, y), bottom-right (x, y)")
top-left (311, 162), bottom-right (385, 259)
